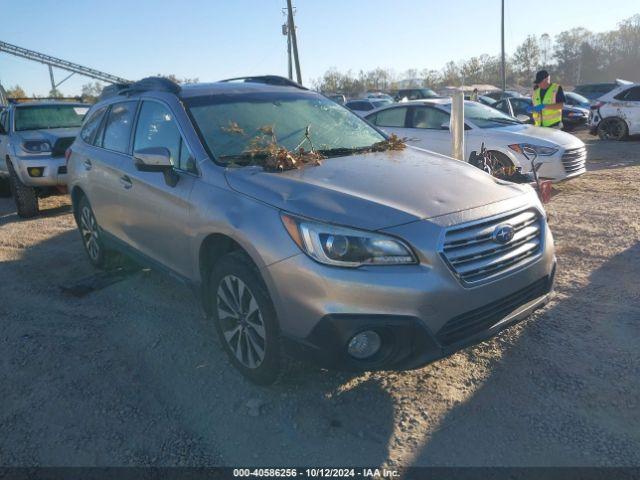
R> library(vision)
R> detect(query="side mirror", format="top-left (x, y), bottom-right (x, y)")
top-left (133, 147), bottom-right (179, 187)
top-left (134, 147), bottom-right (172, 172)
top-left (440, 122), bottom-right (450, 130)
top-left (516, 114), bottom-right (530, 123)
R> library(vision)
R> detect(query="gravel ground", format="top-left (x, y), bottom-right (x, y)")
top-left (0, 131), bottom-right (638, 467)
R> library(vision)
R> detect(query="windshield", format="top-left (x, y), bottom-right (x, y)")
top-left (567, 92), bottom-right (590, 105)
top-left (186, 92), bottom-right (386, 164)
top-left (14, 105), bottom-right (89, 131)
top-left (445, 102), bottom-right (522, 129)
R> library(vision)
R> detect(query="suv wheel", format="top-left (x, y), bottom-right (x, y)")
top-left (77, 196), bottom-right (120, 270)
top-left (209, 252), bottom-right (282, 385)
top-left (7, 162), bottom-right (39, 217)
top-left (598, 117), bottom-right (628, 141)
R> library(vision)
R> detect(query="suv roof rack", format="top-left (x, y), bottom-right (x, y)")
top-left (8, 97), bottom-right (84, 104)
top-left (219, 75), bottom-right (308, 90)
top-left (99, 77), bottom-right (180, 101)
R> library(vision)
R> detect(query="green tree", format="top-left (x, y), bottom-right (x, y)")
top-left (513, 35), bottom-right (541, 85)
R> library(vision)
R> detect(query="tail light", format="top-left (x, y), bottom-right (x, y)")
top-left (64, 147), bottom-right (72, 163)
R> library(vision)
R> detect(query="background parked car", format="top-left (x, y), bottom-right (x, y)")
top-left (394, 88), bottom-right (439, 101)
top-left (478, 95), bottom-right (497, 106)
top-left (484, 90), bottom-right (525, 101)
top-left (326, 93), bottom-right (346, 105)
top-left (588, 82), bottom-right (640, 140)
top-left (365, 99), bottom-right (587, 181)
top-left (345, 98), bottom-right (393, 116)
top-left (573, 79), bottom-right (633, 101)
top-left (364, 92), bottom-right (394, 102)
top-left (0, 100), bottom-right (90, 216)
top-left (493, 96), bottom-right (589, 132)
top-left (564, 91), bottom-right (591, 109)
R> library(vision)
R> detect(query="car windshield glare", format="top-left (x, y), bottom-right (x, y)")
top-left (186, 92), bottom-right (386, 164)
top-left (449, 102), bottom-right (522, 128)
top-left (14, 105), bottom-right (89, 131)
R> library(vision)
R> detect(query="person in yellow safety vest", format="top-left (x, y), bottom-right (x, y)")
top-left (470, 88), bottom-right (479, 102)
top-left (530, 70), bottom-right (565, 128)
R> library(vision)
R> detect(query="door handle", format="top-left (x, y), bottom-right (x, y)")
top-left (83, 158), bottom-right (92, 170)
top-left (119, 175), bottom-right (133, 189)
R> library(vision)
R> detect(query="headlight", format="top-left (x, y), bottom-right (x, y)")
top-left (21, 140), bottom-right (52, 153)
top-left (508, 143), bottom-right (558, 156)
top-left (281, 213), bottom-right (417, 267)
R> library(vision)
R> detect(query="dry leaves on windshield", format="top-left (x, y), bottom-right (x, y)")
top-left (371, 133), bottom-right (407, 152)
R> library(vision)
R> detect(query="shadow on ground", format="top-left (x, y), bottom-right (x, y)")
top-left (0, 227), bottom-right (395, 466)
top-left (411, 243), bottom-right (640, 466)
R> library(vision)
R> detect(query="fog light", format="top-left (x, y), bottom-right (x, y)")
top-left (347, 330), bottom-right (381, 359)
top-left (27, 167), bottom-right (44, 177)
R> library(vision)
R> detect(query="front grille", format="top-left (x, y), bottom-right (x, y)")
top-left (51, 137), bottom-right (75, 158)
top-left (436, 276), bottom-right (551, 346)
top-left (440, 209), bottom-right (544, 285)
top-left (561, 146), bottom-right (587, 174)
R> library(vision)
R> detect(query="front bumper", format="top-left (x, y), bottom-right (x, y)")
top-left (264, 199), bottom-right (557, 372)
top-left (283, 270), bottom-right (554, 371)
top-left (13, 155), bottom-right (68, 187)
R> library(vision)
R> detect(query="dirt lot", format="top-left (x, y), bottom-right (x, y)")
top-left (0, 131), bottom-right (639, 467)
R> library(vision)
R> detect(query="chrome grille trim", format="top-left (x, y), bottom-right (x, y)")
top-left (561, 147), bottom-right (587, 174)
top-left (439, 208), bottom-right (544, 286)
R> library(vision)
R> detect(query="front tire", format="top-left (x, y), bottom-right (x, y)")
top-left (209, 251), bottom-right (282, 385)
top-left (598, 117), bottom-right (628, 141)
top-left (7, 162), bottom-right (39, 218)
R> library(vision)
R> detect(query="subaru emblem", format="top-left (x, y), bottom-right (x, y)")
top-left (493, 224), bottom-right (514, 244)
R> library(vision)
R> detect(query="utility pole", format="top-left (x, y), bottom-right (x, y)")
top-left (282, 20), bottom-right (293, 80)
top-left (500, 0), bottom-right (506, 92)
top-left (286, 0), bottom-right (302, 85)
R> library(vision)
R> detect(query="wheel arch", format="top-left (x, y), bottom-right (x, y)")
top-left (70, 185), bottom-right (87, 221)
top-left (198, 232), bottom-right (261, 315)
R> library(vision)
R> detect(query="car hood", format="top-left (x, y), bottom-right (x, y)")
top-left (14, 127), bottom-right (80, 143)
top-left (224, 148), bottom-right (528, 230)
top-left (490, 124), bottom-right (584, 148)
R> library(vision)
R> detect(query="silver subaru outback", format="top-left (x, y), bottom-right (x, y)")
top-left (67, 76), bottom-right (556, 384)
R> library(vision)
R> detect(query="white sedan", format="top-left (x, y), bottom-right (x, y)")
top-left (364, 99), bottom-right (587, 181)
top-left (588, 83), bottom-right (640, 140)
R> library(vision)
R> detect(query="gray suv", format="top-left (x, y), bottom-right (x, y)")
top-left (67, 76), bottom-right (556, 384)
top-left (0, 100), bottom-right (90, 216)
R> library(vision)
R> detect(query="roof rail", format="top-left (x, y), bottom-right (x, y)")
top-left (99, 76), bottom-right (181, 101)
top-left (8, 96), bottom-right (84, 104)
top-left (219, 75), bottom-right (308, 90)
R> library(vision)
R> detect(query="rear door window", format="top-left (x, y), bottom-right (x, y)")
top-left (615, 86), bottom-right (640, 101)
top-left (101, 101), bottom-right (137, 153)
top-left (371, 107), bottom-right (409, 127)
top-left (409, 106), bottom-right (449, 129)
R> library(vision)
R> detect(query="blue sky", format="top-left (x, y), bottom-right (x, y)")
top-left (0, 0), bottom-right (637, 96)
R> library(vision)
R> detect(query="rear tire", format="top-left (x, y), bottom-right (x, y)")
top-left (209, 251), bottom-right (283, 385)
top-left (7, 162), bottom-right (39, 218)
top-left (598, 117), bottom-right (628, 141)
top-left (76, 195), bottom-right (122, 270)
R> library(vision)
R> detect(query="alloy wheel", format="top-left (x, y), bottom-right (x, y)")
top-left (80, 206), bottom-right (100, 262)
top-left (216, 275), bottom-right (267, 369)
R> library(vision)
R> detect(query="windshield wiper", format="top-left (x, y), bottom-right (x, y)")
top-left (317, 146), bottom-right (373, 157)
top-left (486, 117), bottom-right (521, 125)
